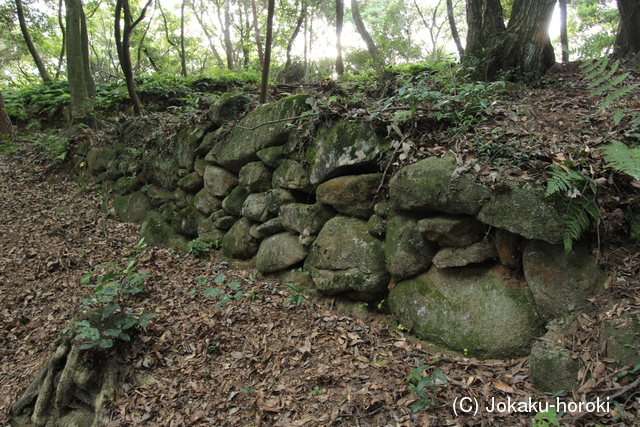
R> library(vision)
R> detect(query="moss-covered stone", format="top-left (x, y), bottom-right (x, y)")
top-left (272, 159), bottom-right (313, 192)
top-left (114, 175), bottom-right (143, 195)
top-left (389, 156), bottom-right (489, 215)
top-left (143, 150), bottom-right (181, 190)
top-left (144, 186), bottom-right (175, 208)
top-left (316, 174), bottom-right (382, 219)
top-left (86, 147), bottom-right (117, 173)
top-left (242, 192), bottom-right (271, 223)
top-left (175, 120), bottom-right (213, 170)
top-left (304, 216), bottom-right (389, 295)
top-left (477, 182), bottom-right (566, 243)
top-left (172, 205), bottom-right (204, 236)
top-left (279, 203), bottom-right (336, 234)
top-left (257, 145), bottom-right (284, 168)
top-left (113, 191), bottom-right (151, 223)
top-left (206, 94), bottom-right (310, 172)
top-left (600, 314), bottom-right (640, 367)
top-left (204, 165), bottom-right (238, 197)
top-left (221, 217), bottom-right (259, 260)
top-left (417, 215), bottom-right (485, 248)
top-left (366, 214), bottom-right (386, 238)
top-left (256, 232), bottom-right (309, 273)
top-left (221, 186), bottom-right (250, 217)
top-left (523, 239), bottom-right (605, 322)
top-left (177, 172), bottom-right (204, 193)
top-left (193, 188), bottom-right (222, 215)
top-left (389, 265), bottom-right (541, 358)
top-left (208, 92), bottom-right (252, 127)
top-left (432, 241), bottom-right (499, 268)
top-left (529, 325), bottom-right (580, 392)
top-left (385, 215), bottom-right (438, 281)
top-left (239, 161), bottom-right (272, 193)
top-left (140, 211), bottom-right (188, 251)
top-left (307, 120), bottom-right (387, 184)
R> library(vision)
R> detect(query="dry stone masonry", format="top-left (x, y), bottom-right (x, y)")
top-left (82, 94), bottom-right (608, 362)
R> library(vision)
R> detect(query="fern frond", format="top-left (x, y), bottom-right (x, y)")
top-left (601, 140), bottom-right (640, 180)
top-left (545, 166), bottom-right (584, 197)
top-left (613, 108), bottom-right (624, 125)
top-left (584, 58), bottom-right (608, 80)
top-left (579, 58), bottom-right (595, 71)
top-left (601, 85), bottom-right (638, 109)
top-left (587, 61), bottom-right (620, 89)
top-left (562, 198), bottom-right (601, 254)
top-left (590, 73), bottom-right (630, 97)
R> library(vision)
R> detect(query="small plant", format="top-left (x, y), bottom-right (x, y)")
top-left (241, 386), bottom-right (257, 396)
top-left (188, 237), bottom-right (213, 255)
top-left (209, 342), bottom-right (220, 353)
top-left (533, 408), bottom-right (560, 427)
top-left (75, 239), bottom-right (157, 350)
top-left (406, 363), bottom-right (449, 413)
top-left (283, 283), bottom-right (304, 306)
top-left (309, 388), bottom-right (324, 395)
top-left (601, 140), bottom-right (640, 181)
top-left (192, 274), bottom-right (243, 307)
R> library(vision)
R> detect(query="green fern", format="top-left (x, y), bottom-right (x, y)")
top-left (546, 166), bottom-right (601, 253)
top-left (601, 140), bottom-right (640, 180)
top-left (581, 58), bottom-right (637, 125)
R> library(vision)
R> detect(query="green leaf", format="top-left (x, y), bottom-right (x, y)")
top-left (227, 281), bottom-right (241, 290)
top-left (233, 290), bottom-right (243, 299)
top-left (117, 316), bottom-right (137, 330)
top-left (204, 287), bottom-right (221, 297)
top-left (101, 303), bottom-right (119, 320)
top-left (197, 276), bottom-right (207, 286)
top-left (138, 313), bottom-right (158, 327)
top-left (214, 274), bottom-right (226, 284)
top-left (219, 294), bottom-right (231, 305)
top-left (80, 273), bottom-right (93, 285)
top-left (613, 108), bottom-right (624, 125)
top-left (601, 85), bottom-right (638, 109)
top-left (104, 328), bottom-right (122, 337)
top-left (99, 339), bottom-right (114, 348)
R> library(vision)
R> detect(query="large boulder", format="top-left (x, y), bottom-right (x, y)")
top-left (304, 216), bottom-right (389, 295)
top-left (316, 174), bottom-right (382, 219)
top-left (389, 156), bottom-right (489, 215)
top-left (175, 120), bottom-right (213, 170)
top-left (307, 120), bottom-right (387, 184)
top-left (193, 188), bottom-right (223, 215)
top-left (385, 215), bottom-right (438, 281)
top-left (221, 186), bottom-right (250, 217)
top-left (523, 239), bottom-right (606, 322)
top-left (172, 205), bottom-right (204, 237)
top-left (206, 95), bottom-right (310, 172)
top-left (140, 211), bottom-right (188, 251)
top-left (239, 161), bottom-right (273, 193)
top-left (272, 159), bottom-right (313, 192)
top-left (600, 314), bottom-right (640, 367)
top-left (143, 150), bottom-right (181, 190)
top-left (432, 241), bottom-right (499, 269)
top-left (242, 193), bottom-right (272, 223)
top-left (529, 325), bottom-right (580, 392)
top-left (208, 93), bottom-right (252, 127)
top-left (417, 214), bottom-right (485, 248)
top-left (255, 232), bottom-right (309, 273)
top-left (477, 182), bottom-right (566, 243)
top-left (113, 191), bottom-right (151, 223)
top-left (389, 265), bottom-right (541, 358)
top-left (279, 203), bottom-right (336, 234)
top-left (221, 217), bottom-right (259, 260)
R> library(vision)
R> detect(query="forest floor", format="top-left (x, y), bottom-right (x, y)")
top-left (1, 63), bottom-right (640, 426)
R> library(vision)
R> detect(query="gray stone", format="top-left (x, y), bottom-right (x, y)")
top-left (113, 191), bottom-right (151, 223)
top-left (206, 95), bottom-right (310, 172)
top-left (172, 188), bottom-right (189, 209)
top-left (264, 189), bottom-right (296, 216)
top-left (316, 174), bottom-right (382, 219)
top-left (215, 216), bottom-right (237, 230)
top-left (177, 172), bottom-right (204, 193)
top-left (257, 145), bottom-right (284, 168)
top-left (432, 241), bottom-right (499, 269)
top-left (495, 228), bottom-right (522, 269)
top-left (388, 265), bottom-right (541, 358)
top-left (523, 239), bottom-right (606, 322)
top-left (86, 147), bottom-right (117, 173)
top-left (252, 217), bottom-right (286, 239)
top-left (239, 161), bottom-right (273, 193)
top-left (366, 214), bottom-right (386, 238)
top-left (140, 211), bottom-right (188, 251)
top-left (204, 165), bottom-right (238, 197)
top-left (193, 188), bottom-right (223, 215)
top-left (389, 156), bottom-right (489, 215)
top-left (307, 120), bottom-right (386, 184)
top-left (417, 215), bottom-right (485, 248)
top-left (242, 192), bottom-right (271, 222)
top-left (172, 205), bottom-right (204, 236)
top-left (600, 314), bottom-right (640, 367)
top-left (374, 202), bottom-right (390, 218)
top-left (272, 159), bottom-right (313, 193)
top-left (143, 150), bottom-right (181, 190)
top-left (221, 217), bottom-right (259, 260)
top-left (256, 232), bottom-right (310, 273)
top-left (114, 175), bottom-right (143, 195)
top-left (221, 186), bottom-right (250, 217)
top-left (175, 120), bottom-right (212, 170)
top-left (529, 326), bottom-right (580, 392)
top-left (477, 182), bottom-right (567, 243)
top-left (144, 186), bottom-right (174, 208)
top-left (208, 93), bottom-right (252, 127)
top-left (279, 203), bottom-right (336, 234)
top-left (304, 216), bottom-right (389, 295)
top-left (386, 215), bottom-right (438, 281)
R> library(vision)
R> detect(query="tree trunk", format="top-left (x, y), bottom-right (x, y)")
top-left (447, 0), bottom-right (464, 61)
top-left (250, 0), bottom-right (264, 69)
top-left (223, 0), bottom-right (235, 70)
top-left (15, 0), bottom-right (52, 84)
top-left (285, 3), bottom-right (306, 74)
top-left (351, 0), bottom-right (384, 73)
top-left (65, 0), bottom-right (96, 126)
top-left (465, 0), bottom-right (505, 68)
top-left (260, 0), bottom-right (275, 104)
top-left (180, 0), bottom-right (187, 76)
top-left (190, 2), bottom-right (225, 68)
top-left (559, 0), bottom-right (569, 63)
top-left (0, 92), bottom-right (16, 141)
top-left (115, 0), bottom-right (152, 115)
top-left (614, 0), bottom-right (640, 61)
top-left (55, 0), bottom-right (66, 79)
top-left (336, 0), bottom-right (344, 75)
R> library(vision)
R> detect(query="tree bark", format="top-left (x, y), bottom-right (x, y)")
top-left (115, 0), bottom-right (152, 115)
top-left (55, 0), bottom-right (66, 79)
top-left (285, 3), bottom-right (306, 74)
top-left (250, 0), bottom-right (264, 69)
top-left (260, 0), bottom-right (275, 104)
top-left (447, 0), bottom-right (464, 61)
top-left (15, 0), bottom-right (52, 84)
top-left (65, 0), bottom-right (96, 126)
top-left (351, 0), bottom-right (384, 73)
top-left (0, 92), bottom-right (16, 141)
top-left (190, 2), bottom-right (225, 68)
top-left (464, 0), bottom-right (505, 67)
top-left (559, 0), bottom-right (569, 63)
top-left (180, 0), bottom-right (187, 76)
top-left (223, 0), bottom-right (235, 70)
top-left (336, 0), bottom-right (344, 75)
top-left (614, 0), bottom-right (640, 61)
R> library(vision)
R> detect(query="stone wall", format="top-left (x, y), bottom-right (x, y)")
top-left (82, 94), bottom-right (606, 360)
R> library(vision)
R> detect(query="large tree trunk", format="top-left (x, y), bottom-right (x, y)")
top-left (223, 0), bottom-right (235, 70)
top-left (15, 0), bottom-right (52, 84)
top-left (0, 92), bottom-right (16, 141)
top-left (259, 0), bottom-right (275, 103)
top-left (55, 0), bottom-right (66, 79)
top-left (614, 0), bottom-right (640, 62)
top-left (285, 3), bottom-right (306, 77)
top-left (250, 0), bottom-right (264, 69)
top-left (465, 0), bottom-right (504, 67)
top-left (351, 0), bottom-right (384, 73)
top-left (447, 0), bottom-right (464, 61)
top-left (559, 0), bottom-right (569, 63)
top-left (336, 0), bottom-right (344, 75)
top-left (180, 0), bottom-right (187, 76)
top-left (65, 0), bottom-right (96, 126)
